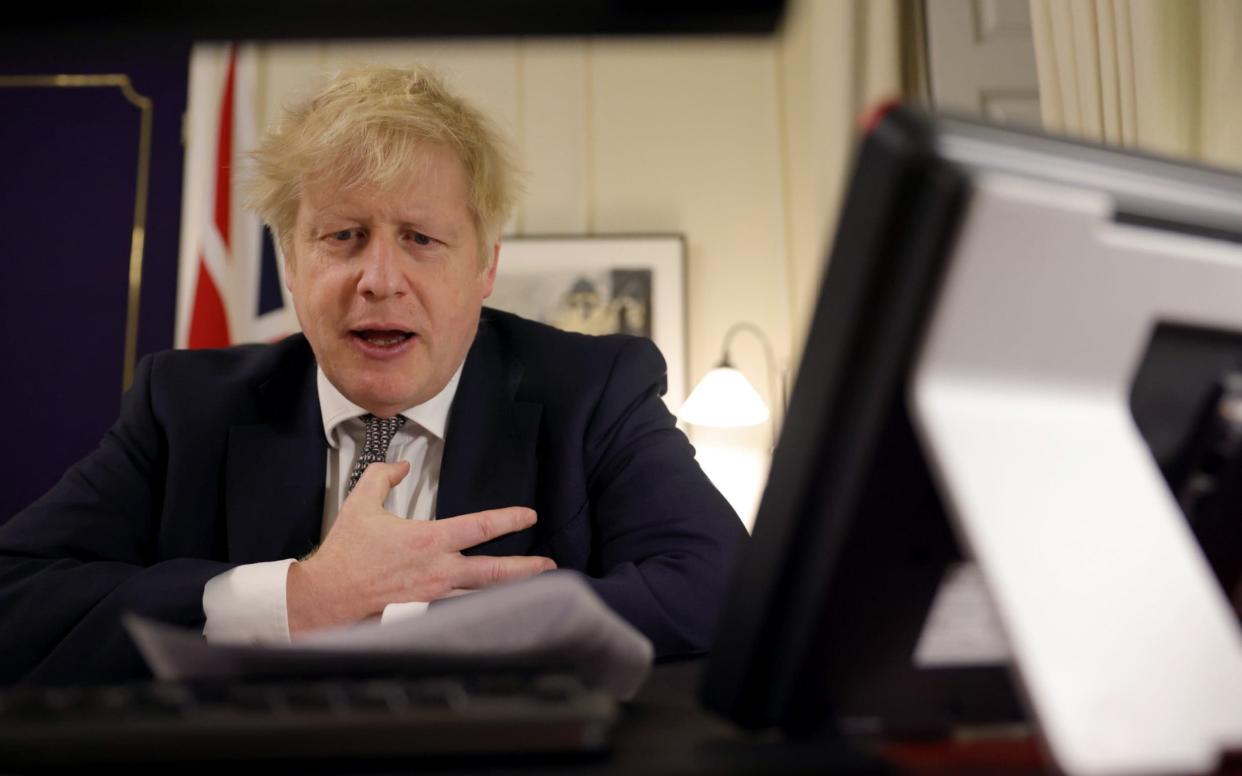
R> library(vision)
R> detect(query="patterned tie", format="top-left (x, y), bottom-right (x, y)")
top-left (346, 414), bottom-right (407, 493)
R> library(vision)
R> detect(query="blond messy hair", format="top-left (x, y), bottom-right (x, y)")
top-left (247, 64), bottom-right (520, 267)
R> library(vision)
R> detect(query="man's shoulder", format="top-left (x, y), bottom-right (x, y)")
top-left (140, 334), bottom-right (314, 401)
top-left (478, 308), bottom-right (666, 397)
top-left (480, 307), bottom-right (658, 366)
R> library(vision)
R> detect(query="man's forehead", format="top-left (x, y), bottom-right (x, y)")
top-left (297, 156), bottom-right (471, 224)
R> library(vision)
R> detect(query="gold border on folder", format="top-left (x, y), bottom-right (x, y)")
top-left (0, 74), bottom-right (153, 393)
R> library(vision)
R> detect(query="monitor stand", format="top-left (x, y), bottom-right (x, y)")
top-left (909, 172), bottom-right (1242, 776)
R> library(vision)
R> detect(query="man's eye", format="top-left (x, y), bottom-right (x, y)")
top-left (411, 232), bottom-right (433, 246)
top-left (331, 229), bottom-right (357, 241)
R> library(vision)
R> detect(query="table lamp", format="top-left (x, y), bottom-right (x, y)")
top-left (678, 322), bottom-right (784, 447)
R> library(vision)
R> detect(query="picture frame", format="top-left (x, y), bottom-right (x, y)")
top-left (490, 235), bottom-right (687, 408)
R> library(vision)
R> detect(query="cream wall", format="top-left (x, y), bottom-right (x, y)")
top-left (780, 0), bottom-right (903, 360)
top-left (250, 3), bottom-right (890, 526)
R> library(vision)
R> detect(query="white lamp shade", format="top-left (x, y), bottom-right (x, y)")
top-left (678, 366), bottom-right (770, 427)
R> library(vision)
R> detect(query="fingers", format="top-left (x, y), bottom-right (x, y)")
top-left (436, 507), bottom-right (538, 551)
top-left (345, 461), bottom-right (411, 508)
top-left (450, 554), bottom-right (557, 591)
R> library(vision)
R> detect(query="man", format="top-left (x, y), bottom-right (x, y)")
top-left (0, 65), bottom-right (745, 684)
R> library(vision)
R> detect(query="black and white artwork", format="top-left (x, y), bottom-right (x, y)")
top-left (490, 236), bottom-right (686, 406)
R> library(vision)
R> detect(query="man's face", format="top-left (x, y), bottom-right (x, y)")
top-left (285, 144), bottom-right (498, 417)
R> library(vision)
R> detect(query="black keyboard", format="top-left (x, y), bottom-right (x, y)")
top-left (0, 673), bottom-right (618, 766)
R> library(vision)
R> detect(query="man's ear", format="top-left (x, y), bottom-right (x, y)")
top-left (481, 239), bottom-right (500, 299)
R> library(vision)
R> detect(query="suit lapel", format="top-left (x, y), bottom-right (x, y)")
top-left (226, 339), bottom-right (327, 563)
top-left (438, 316), bottom-right (542, 557)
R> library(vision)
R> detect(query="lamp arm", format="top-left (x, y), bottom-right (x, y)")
top-left (721, 322), bottom-right (786, 446)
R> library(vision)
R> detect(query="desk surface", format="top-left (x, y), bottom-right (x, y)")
top-left (379, 658), bottom-right (883, 776)
top-left (600, 659), bottom-right (883, 775)
top-left (429, 659), bottom-right (1241, 776)
top-left (56, 660), bottom-right (1238, 776)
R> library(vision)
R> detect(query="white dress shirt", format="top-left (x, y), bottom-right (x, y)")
top-left (201, 363), bottom-right (463, 644)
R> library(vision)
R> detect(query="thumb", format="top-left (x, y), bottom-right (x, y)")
top-left (346, 460), bottom-right (411, 507)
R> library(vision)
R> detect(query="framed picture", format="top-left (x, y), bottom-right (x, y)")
top-left (490, 235), bottom-right (687, 408)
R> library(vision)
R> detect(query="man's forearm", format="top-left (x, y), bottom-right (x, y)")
top-left (0, 556), bottom-right (234, 685)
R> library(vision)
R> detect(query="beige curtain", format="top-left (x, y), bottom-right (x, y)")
top-left (1030, 0), bottom-right (1242, 170)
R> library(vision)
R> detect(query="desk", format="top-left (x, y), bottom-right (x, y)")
top-left (474, 660), bottom-right (1241, 776)
top-left (378, 659), bottom-right (884, 776)
top-left (19, 661), bottom-right (1238, 775)
top-left (595, 659), bottom-right (883, 775)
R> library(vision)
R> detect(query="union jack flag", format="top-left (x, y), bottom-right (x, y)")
top-left (175, 43), bottom-right (299, 349)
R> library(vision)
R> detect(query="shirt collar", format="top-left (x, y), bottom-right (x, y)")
top-left (316, 363), bottom-right (464, 449)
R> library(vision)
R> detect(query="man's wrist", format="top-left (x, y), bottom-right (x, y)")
top-left (286, 557), bottom-right (374, 635)
top-left (287, 559), bottom-right (333, 634)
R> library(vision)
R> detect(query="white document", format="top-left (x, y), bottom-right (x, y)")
top-left (125, 571), bottom-right (654, 700)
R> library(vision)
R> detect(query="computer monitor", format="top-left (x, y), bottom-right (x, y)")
top-left (701, 106), bottom-right (1242, 775)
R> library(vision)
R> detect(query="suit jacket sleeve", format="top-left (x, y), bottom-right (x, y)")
top-left (580, 338), bottom-right (747, 658)
top-left (0, 354), bottom-right (235, 685)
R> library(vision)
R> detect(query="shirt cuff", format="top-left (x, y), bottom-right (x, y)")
top-left (380, 601), bottom-right (429, 624)
top-left (202, 559), bottom-right (295, 644)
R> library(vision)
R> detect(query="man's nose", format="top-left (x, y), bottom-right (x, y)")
top-left (356, 233), bottom-right (406, 299)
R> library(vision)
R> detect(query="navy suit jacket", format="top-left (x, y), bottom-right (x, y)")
top-left (0, 309), bottom-right (745, 685)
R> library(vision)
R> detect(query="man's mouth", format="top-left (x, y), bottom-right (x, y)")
top-left (351, 329), bottom-right (415, 348)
